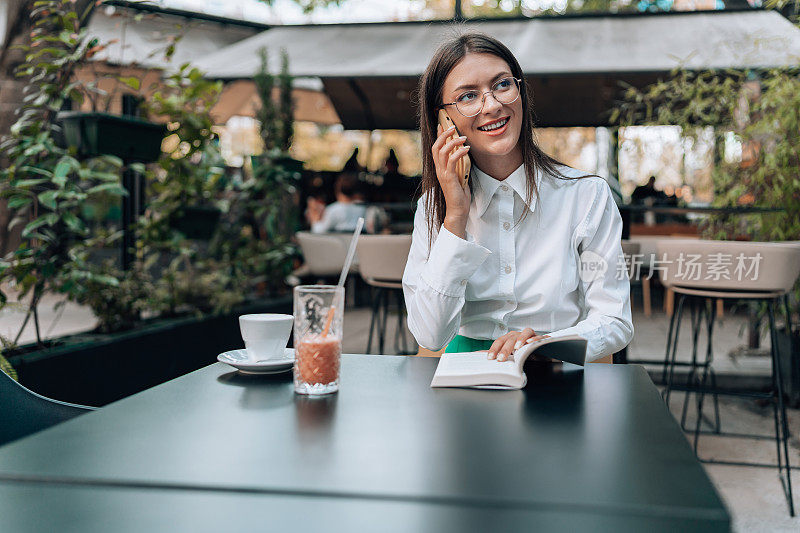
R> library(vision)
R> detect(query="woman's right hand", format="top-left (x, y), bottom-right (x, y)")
top-left (431, 124), bottom-right (471, 238)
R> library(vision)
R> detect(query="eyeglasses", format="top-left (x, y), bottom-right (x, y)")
top-left (439, 77), bottom-right (522, 118)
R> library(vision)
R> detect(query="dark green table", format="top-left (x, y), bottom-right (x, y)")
top-left (0, 479), bottom-right (724, 533)
top-left (0, 355), bottom-right (729, 532)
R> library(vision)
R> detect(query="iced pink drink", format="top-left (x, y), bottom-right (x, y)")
top-left (294, 285), bottom-right (343, 395)
top-left (295, 334), bottom-right (341, 386)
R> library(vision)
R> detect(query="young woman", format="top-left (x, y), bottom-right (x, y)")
top-left (402, 33), bottom-right (633, 363)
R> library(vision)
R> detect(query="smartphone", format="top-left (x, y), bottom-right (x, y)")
top-left (438, 109), bottom-right (471, 190)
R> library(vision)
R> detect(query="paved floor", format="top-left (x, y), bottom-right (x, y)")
top-left (2, 290), bottom-right (799, 530)
top-left (0, 289), bottom-right (96, 346)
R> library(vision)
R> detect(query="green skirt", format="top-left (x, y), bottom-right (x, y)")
top-left (445, 335), bottom-right (494, 353)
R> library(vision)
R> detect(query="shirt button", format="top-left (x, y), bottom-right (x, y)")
top-left (504, 265), bottom-right (512, 274)
top-left (503, 221), bottom-right (510, 230)
top-left (506, 300), bottom-right (514, 305)
top-left (460, 279), bottom-right (467, 286)
top-left (499, 324), bottom-right (506, 331)
top-left (501, 185), bottom-right (509, 192)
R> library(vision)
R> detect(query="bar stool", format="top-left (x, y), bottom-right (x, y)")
top-left (356, 234), bottom-right (413, 355)
top-left (658, 239), bottom-right (800, 516)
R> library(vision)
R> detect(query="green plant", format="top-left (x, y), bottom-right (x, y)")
top-left (254, 47), bottom-right (294, 153)
top-left (77, 62), bottom-right (228, 328)
top-left (0, 1), bottom-right (126, 347)
top-left (145, 63), bottom-right (226, 232)
top-left (223, 155), bottom-right (300, 295)
top-left (0, 351), bottom-right (17, 380)
top-left (79, 23), bottom-right (181, 114)
top-left (249, 46), bottom-right (300, 291)
top-left (77, 260), bottom-right (152, 333)
top-left (79, 56), bottom-right (300, 330)
top-left (612, 0), bottom-right (799, 245)
top-left (613, 68), bottom-right (800, 242)
top-left (143, 55), bottom-right (299, 309)
top-left (1, 2), bottom-right (303, 342)
top-left (196, 46), bottom-right (301, 299)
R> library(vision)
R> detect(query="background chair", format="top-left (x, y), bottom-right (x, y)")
top-left (621, 239), bottom-right (650, 317)
top-left (295, 231), bottom-right (359, 280)
top-left (294, 232), bottom-right (360, 305)
top-left (658, 239), bottom-right (800, 516)
top-left (626, 235), bottom-right (722, 317)
top-left (357, 234), bottom-right (413, 355)
top-left (1, 368), bottom-right (95, 447)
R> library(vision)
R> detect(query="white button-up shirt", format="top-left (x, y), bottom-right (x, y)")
top-left (402, 164), bottom-right (633, 362)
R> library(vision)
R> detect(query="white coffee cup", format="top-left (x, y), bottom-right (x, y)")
top-left (239, 314), bottom-right (293, 360)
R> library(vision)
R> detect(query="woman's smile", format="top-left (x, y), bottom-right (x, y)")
top-left (476, 116), bottom-right (510, 135)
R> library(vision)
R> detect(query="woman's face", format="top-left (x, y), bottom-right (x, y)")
top-left (440, 53), bottom-right (523, 168)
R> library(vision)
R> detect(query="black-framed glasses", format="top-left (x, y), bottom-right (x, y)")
top-left (439, 77), bottom-right (522, 117)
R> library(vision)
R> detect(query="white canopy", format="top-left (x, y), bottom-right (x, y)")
top-left (196, 10), bottom-right (800, 78)
top-left (81, 5), bottom-right (330, 124)
top-left (192, 10), bottom-right (800, 129)
top-left (87, 6), bottom-right (258, 70)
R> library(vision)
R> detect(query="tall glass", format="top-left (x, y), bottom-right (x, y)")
top-left (293, 285), bottom-right (344, 395)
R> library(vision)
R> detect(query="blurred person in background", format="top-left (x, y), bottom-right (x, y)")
top-left (631, 175), bottom-right (666, 205)
top-left (342, 148), bottom-right (363, 173)
top-left (631, 175), bottom-right (666, 224)
top-left (306, 172), bottom-right (367, 233)
top-left (382, 148), bottom-right (402, 180)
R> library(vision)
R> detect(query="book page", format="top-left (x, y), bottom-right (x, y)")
top-left (431, 352), bottom-right (525, 389)
top-left (430, 336), bottom-right (586, 389)
top-left (436, 352), bottom-right (518, 376)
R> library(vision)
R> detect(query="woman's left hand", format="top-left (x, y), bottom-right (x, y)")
top-left (488, 328), bottom-right (549, 362)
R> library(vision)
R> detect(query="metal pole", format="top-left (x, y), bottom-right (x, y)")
top-left (120, 94), bottom-right (141, 271)
top-left (121, 166), bottom-right (135, 270)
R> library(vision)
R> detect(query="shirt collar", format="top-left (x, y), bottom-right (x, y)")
top-left (472, 163), bottom-right (538, 218)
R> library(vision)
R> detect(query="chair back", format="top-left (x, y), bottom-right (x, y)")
top-left (627, 235), bottom-right (698, 270)
top-left (620, 240), bottom-right (641, 279)
top-left (0, 368), bottom-right (95, 446)
top-left (656, 240), bottom-right (800, 293)
top-left (620, 240), bottom-right (640, 257)
top-left (357, 234), bottom-right (413, 284)
top-left (296, 231), bottom-right (356, 277)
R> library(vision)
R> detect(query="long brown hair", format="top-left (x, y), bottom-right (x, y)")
top-left (418, 32), bottom-right (585, 247)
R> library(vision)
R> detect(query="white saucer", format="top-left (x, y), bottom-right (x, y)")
top-left (217, 348), bottom-right (295, 375)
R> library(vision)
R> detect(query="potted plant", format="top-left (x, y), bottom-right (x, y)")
top-left (0, 0), bottom-right (127, 352)
top-left (0, 3), bottom-right (297, 406)
top-left (53, 6), bottom-right (175, 161)
top-left (250, 47), bottom-right (302, 245)
top-left (57, 110), bottom-right (166, 162)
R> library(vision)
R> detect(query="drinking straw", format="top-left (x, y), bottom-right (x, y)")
top-left (322, 217), bottom-right (364, 336)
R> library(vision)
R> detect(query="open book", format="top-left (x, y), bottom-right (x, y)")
top-left (430, 334), bottom-right (587, 389)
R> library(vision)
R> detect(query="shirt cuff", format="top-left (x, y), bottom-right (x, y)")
top-left (420, 226), bottom-right (491, 298)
